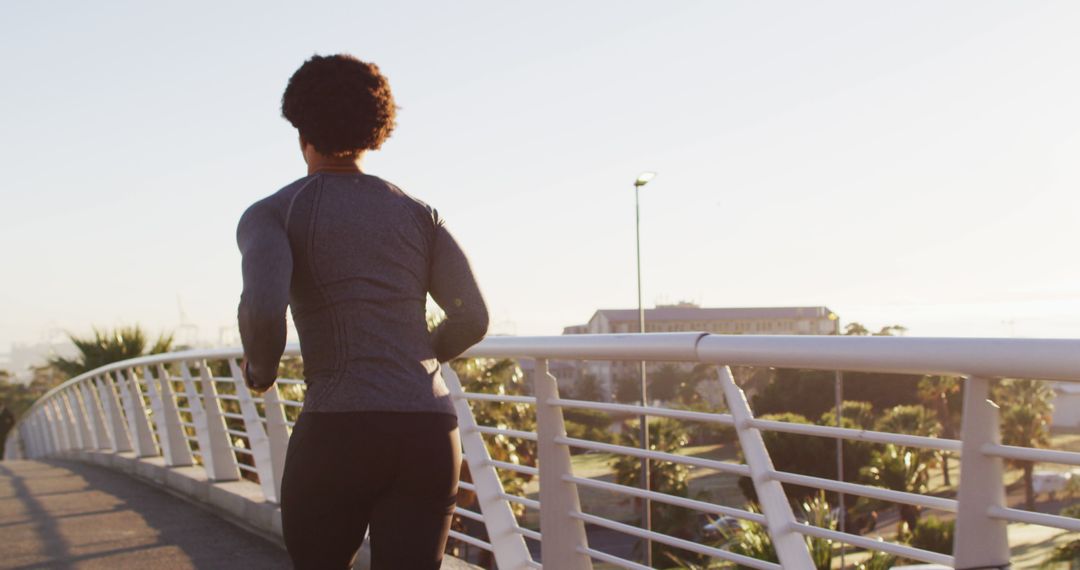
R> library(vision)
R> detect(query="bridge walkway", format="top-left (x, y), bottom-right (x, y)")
top-left (0, 459), bottom-right (291, 570)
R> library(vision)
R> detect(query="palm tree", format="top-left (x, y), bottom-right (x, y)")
top-left (875, 404), bottom-right (942, 443)
top-left (844, 322), bottom-right (870, 336)
top-left (996, 378), bottom-right (1054, 510)
top-left (918, 375), bottom-right (961, 486)
top-left (49, 326), bottom-right (174, 378)
top-left (860, 443), bottom-right (930, 536)
top-left (843, 322), bottom-right (906, 337)
top-left (713, 493), bottom-right (837, 570)
top-left (573, 374), bottom-right (601, 402)
top-left (819, 400), bottom-right (875, 430)
top-left (873, 325), bottom-right (908, 336)
top-left (648, 363), bottom-right (684, 402)
top-left (613, 418), bottom-right (692, 567)
top-left (677, 363), bottom-right (719, 405)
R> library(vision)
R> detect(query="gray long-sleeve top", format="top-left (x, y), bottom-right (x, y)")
top-left (236, 172), bottom-right (488, 415)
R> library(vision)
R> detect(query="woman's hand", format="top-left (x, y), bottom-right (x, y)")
top-left (241, 357), bottom-right (273, 395)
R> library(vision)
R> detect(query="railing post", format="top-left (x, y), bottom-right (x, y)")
top-left (49, 402), bottom-right (69, 453)
top-left (954, 376), bottom-right (1010, 568)
top-left (153, 364), bottom-right (194, 466)
top-left (142, 367), bottom-right (171, 459)
top-left (718, 366), bottom-right (815, 569)
top-left (535, 358), bottom-right (592, 570)
top-left (56, 393), bottom-right (78, 450)
top-left (41, 412), bottom-right (55, 455)
top-left (36, 412), bottom-right (54, 455)
top-left (51, 397), bottom-right (69, 451)
top-left (118, 369), bottom-right (159, 457)
top-left (261, 383), bottom-right (291, 497)
top-left (229, 359), bottom-right (279, 502)
top-left (35, 414), bottom-right (51, 457)
top-left (57, 397), bottom-right (76, 452)
top-left (45, 407), bottom-right (61, 454)
top-left (97, 373), bottom-right (133, 452)
top-left (64, 389), bottom-right (92, 450)
top-left (73, 384), bottom-right (97, 450)
top-left (194, 360), bottom-right (240, 481)
top-left (79, 381), bottom-right (111, 450)
top-left (28, 416), bottom-right (45, 458)
top-left (443, 364), bottom-right (533, 570)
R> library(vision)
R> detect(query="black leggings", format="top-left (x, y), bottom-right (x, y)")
top-left (281, 411), bottom-right (461, 569)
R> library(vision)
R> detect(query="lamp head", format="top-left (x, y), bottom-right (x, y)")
top-left (635, 172), bottom-right (656, 187)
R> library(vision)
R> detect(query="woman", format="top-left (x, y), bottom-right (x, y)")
top-left (236, 54), bottom-right (488, 569)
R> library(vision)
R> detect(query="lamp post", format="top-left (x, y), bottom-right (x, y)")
top-left (634, 171), bottom-right (655, 565)
top-left (829, 311), bottom-right (846, 569)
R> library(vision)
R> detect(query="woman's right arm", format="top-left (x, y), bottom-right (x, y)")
top-left (236, 200), bottom-right (292, 390)
top-left (428, 212), bottom-right (489, 362)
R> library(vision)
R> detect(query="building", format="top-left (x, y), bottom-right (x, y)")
top-left (574, 303), bottom-right (839, 336)
top-left (562, 304), bottom-right (839, 400)
top-left (1051, 383), bottom-right (1080, 431)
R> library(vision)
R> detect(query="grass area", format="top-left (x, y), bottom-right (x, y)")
top-left (1011, 523), bottom-right (1078, 569)
top-left (520, 442), bottom-right (746, 527)
top-left (681, 443), bottom-right (746, 509)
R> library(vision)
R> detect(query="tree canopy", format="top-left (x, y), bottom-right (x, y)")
top-left (48, 326), bottom-right (174, 378)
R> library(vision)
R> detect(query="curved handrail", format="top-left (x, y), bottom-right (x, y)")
top-left (694, 334), bottom-right (1080, 381)
top-left (20, 333), bottom-right (1080, 423)
top-left (7, 333), bottom-right (1080, 569)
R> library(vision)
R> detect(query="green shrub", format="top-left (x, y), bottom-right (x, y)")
top-left (857, 551), bottom-right (898, 570)
top-left (908, 516), bottom-right (954, 554)
top-left (738, 413), bottom-right (832, 502)
top-left (752, 369), bottom-right (922, 419)
top-left (719, 495), bottom-right (836, 570)
top-left (676, 400), bottom-right (736, 445)
top-left (1060, 503), bottom-right (1080, 519)
top-left (564, 419), bottom-right (614, 449)
top-left (1063, 476), bottom-right (1080, 500)
top-left (613, 418), bottom-right (693, 567)
top-left (818, 400), bottom-right (875, 430)
top-left (1042, 539), bottom-right (1080, 568)
top-left (562, 408), bottom-right (615, 451)
top-left (563, 407), bottom-right (611, 429)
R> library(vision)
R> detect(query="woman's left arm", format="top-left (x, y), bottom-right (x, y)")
top-left (236, 200), bottom-right (292, 392)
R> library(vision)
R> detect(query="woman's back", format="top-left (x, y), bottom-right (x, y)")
top-left (237, 172), bottom-right (487, 415)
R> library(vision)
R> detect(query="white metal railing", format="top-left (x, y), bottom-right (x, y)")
top-left (4, 333), bottom-right (1080, 569)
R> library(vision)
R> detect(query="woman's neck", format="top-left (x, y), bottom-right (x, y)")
top-left (305, 146), bottom-right (366, 175)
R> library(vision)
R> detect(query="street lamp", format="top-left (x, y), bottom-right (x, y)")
top-left (634, 171), bottom-right (655, 565)
top-left (829, 311), bottom-right (846, 569)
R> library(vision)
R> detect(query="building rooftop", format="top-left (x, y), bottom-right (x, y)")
top-left (592, 306), bottom-right (837, 323)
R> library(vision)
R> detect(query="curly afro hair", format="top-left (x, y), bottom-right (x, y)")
top-left (281, 54), bottom-right (397, 156)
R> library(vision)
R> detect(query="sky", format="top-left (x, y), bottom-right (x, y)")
top-left (1, 1), bottom-right (1079, 354)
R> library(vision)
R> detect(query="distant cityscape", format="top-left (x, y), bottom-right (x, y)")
top-left (527, 303), bottom-right (841, 398)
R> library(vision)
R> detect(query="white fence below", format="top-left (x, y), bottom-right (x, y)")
top-left (5, 333), bottom-right (1080, 569)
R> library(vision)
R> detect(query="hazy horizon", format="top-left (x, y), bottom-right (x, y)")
top-left (3, 1), bottom-right (1079, 353)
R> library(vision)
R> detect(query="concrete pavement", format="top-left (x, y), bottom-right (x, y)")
top-left (0, 459), bottom-right (291, 569)
top-left (0, 459), bottom-right (482, 569)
